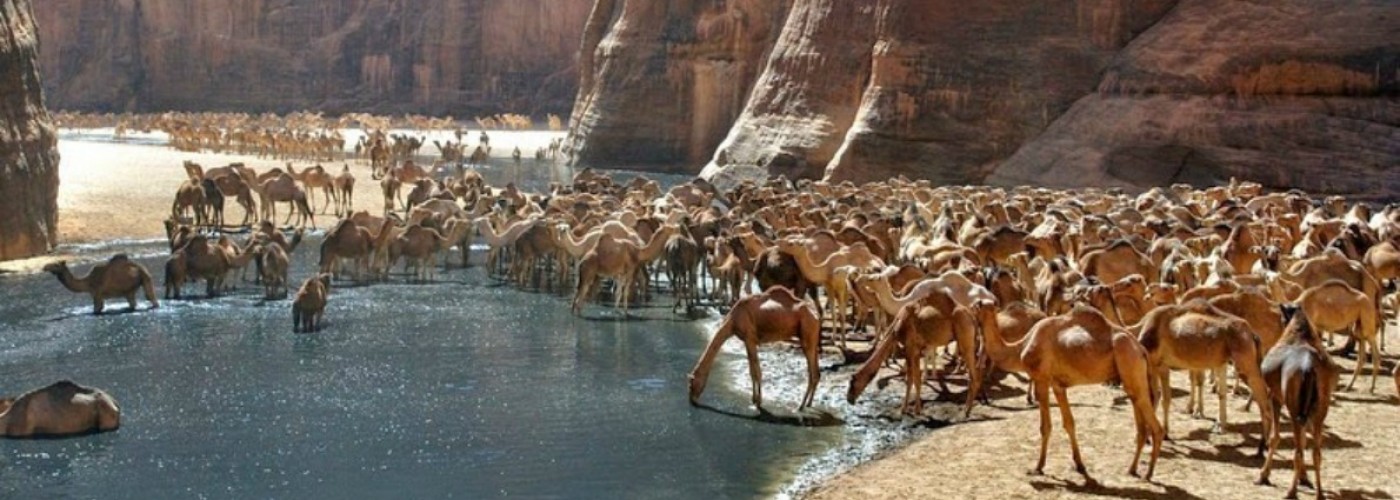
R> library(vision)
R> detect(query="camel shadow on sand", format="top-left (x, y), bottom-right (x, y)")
top-left (692, 402), bottom-right (844, 428)
top-left (1030, 475), bottom-right (1207, 500)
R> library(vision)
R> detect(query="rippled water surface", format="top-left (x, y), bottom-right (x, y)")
top-left (0, 243), bottom-right (852, 498)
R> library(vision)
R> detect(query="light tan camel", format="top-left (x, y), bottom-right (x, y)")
top-left (292, 274), bottom-right (331, 333)
top-left (688, 286), bottom-right (822, 411)
top-left (259, 172), bottom-right (316, 228)
top-left (572, 224), bottom-right (681, 316)
top-left (43, 255), bottom-right (159, 314)
top-left (776, 238), bottom-right (886, 348)
top-left (0, 381), bottom-right (120, 438)
top-left (1136, 300), bottom-right (1275, 438)
top-left (979, 303), bottom-right (1164, 479)
top-left (847, 288), bottom-right (981, 417)
top-left (477, 217), bottom-right (544, 279)
top-left (1296, 280), bottom-right (1381, 391)
top-left (288, 163), bottom-right (335, 214)
top-left (1257, 309), bottom-right (1339, 500)
top-left (1079, 240), bottom-right (1158, 285)
top-left (380, 176), bottom-right (402, 214)
top-left (332, 164), bottom-right (356, 216)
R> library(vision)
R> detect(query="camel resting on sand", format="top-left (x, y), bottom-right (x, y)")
top-left (43, 255), bottom-right (159, 314)
top-left (0, 381), bottom-right (120, 438)
top-left (689, 286), bottom-right (822, 412)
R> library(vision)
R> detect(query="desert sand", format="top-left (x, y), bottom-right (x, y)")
top-left (805, 348), bottom-right (1400, 499)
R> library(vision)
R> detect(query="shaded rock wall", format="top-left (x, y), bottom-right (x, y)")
top-left (570, 0), bottom-right (1397, 197)
top-left (34, 0), bottom-right (593, 116)
top-left (0, 0), bottom-right (59, 260)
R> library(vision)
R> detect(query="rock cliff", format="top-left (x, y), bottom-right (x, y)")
top-left (34, 0), bottom-right (593, 116)
top-left (569, 0), bottom-right (1398, 197)
top-left (0, 0), bottom-right (59, 260)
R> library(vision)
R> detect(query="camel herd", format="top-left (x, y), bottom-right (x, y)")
top-left (29, 163), bottom-right (1400, 497)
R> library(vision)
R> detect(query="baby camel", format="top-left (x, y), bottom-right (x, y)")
top-left (688, 286), bottom-right (821, 411)
top-left (292, 274), bottom-right (332, 333)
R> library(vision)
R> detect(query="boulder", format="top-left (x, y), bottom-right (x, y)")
top-left (0, 0), bottom-right (60, 261)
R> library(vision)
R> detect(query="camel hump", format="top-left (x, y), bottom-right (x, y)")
top-left (109, 254), bottom-right (131, 264)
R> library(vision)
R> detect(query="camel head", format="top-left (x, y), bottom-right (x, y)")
top-left (41, 261), bottom-right (68, 275)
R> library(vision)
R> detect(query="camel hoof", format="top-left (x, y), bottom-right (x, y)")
top-left (1027, 468), bottom-right (1044, 477)
top-left (1074, 464), bottom-right (1087, 476)
top-left (1256, 478), bottom-right (1271, 487)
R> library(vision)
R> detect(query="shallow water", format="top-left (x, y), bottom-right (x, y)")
top-left (0, 242), bottom-right (857, 499)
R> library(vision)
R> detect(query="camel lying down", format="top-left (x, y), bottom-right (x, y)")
top-left (0, 381), bottom-right (121, 438)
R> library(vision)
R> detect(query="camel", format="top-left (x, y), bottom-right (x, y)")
top-left (200, 178), bottom-right (225, 229)
top-left (1257, 309), bottom-right (1339, 500)
top-left (43, 255), bottom-right (159, 314)
top-left (288, 163), bottom-right (335, 214)
top-left (211, 173), bottom-right (258, 226)
top-left (380, 176), bottom-right (402, 214)
top-left (259, 172), bottom-right (315, 228)
top-left (847, 288), bottom-right (982, 417)
top-left (572, 224), bottom-right (681, 316)
top-left (319, 218), bottom-right (380, 282)
top-left (776, 238), bottom-right (886, 348)
top-left (979, 303), bottom-right (1164, 479)
top-left (1296, 280), bottom-right (1382, 391)
top-left (397, 225), bottom-right (449, 283)
top-left (1136, 300), bottom-right (1275, 438)
top-left (332, 164), bottom-right (356, 216)
top-left (168, 235), bottom-right (233, 298)
top-left (292, 274), bottom-right (331, 333)
top-left (171, 179), bottom-right (207, 226)
top-left (665, 229), bottom-right (705, 313)
top-left (688, 286), bottom-right (822, 411)
top-left (259, 243), bottom-right (290, 299)
top-left (1079, 239), bottom-right (1158, 286)
top-left (478, 217), bottom-right (544, 279)
top-left (0, 381), bottom-right (120, 438)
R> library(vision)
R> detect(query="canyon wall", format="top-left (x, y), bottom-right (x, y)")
top-left (34, 0), bottom-right (593, 116)
top-left (0, 0), bottom-right (59, 260)
top-left (569, 0), bottom-right (1398, 197)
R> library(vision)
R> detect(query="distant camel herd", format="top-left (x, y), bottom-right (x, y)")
top-left (26, 162), bottom-right (1400, 498)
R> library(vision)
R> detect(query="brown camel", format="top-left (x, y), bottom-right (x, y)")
top-left (287, 163), bottom-right (335, 214)
top-left (171, 179), bottom-right (207, 226)
top-left (980, 303), bottom-right (1164, 479)
top-left (1296, 280), bottom-right (1381, 391)
top-left (43, 255), bottom-right (159, 314)
top-left (1079, 240), bottom-right (1158, 286)
top-left (397, 225), bottom-right (449, 283)
top-left (380, 176), bottom-right (402, 214)
top-left (0, 381), bottom-right (120, 438)
top-left (1257, 308), bottom-right (1339, 500)
top-left (847, 288), bottom-right (981, 417)
top-left (688, 286), bottom-right (822, 411)
top-left (259, 243), bottom-right (291, 299)
top-left (319, 219), bottom-right (379, 281)
top-left (292, 274), bottom-right (331, 333)
top-left (1136, 300), bottom-right (1275, 438)
top-left (776, 238), bottom-right (886, 347)
top-left (169, 235), bottom-right (232, 298)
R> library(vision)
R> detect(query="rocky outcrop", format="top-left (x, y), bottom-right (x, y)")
top-left (33, 0), bottom-right (593, 116)
top-left (988, 0), bottom-right (1400, 198)
top-left (571, 0), bottom-right (1397, 197)
top-left (566, 0), bottom-right (794, 172)
top-left (0, 0), bottom-right (59, 260)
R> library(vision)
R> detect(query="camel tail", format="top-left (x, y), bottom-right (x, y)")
top-left (1290, 367), bottom-right (1321, 425)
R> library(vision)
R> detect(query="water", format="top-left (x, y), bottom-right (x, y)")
top-left (0, 242), bottom-right (851, 499)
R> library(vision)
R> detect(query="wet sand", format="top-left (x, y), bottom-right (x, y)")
top-left (805, 339), bottom-right (1400, 499)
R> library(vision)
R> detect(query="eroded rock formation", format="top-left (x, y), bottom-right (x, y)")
top-left (34, 0), bottom-right (593, 116)
top-left (570, 0), bottom-right (1398, 197)
top-left (0, 0), bottom-right (60, 261)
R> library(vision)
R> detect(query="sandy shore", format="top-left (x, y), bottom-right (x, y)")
top-left (804, 342), bottom-right (1400, 499)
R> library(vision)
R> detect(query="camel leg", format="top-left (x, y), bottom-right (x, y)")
top-left (1309, 418), bottom-right (1324, 500)
top-left (1215, 367), bottom-right (1229, 432)
top-left (1345, 335), bottom-right (1364, 391)
top-left (1257, 404), bottom-right (1283, 486)
top-left (799, 314), bottom-right (821, 411)
top-left (92, 296), bottom-right (105, 315)
top-left (1159, 369), bottom-right (1173, 438)
top-left (1053, 385), bottom-right (1087, 476)
top-left (1368, 338), bottom-right (1381, 393)
top-left (1032, 380), bottom-right (1052, 475)
top-left (744, 339), bottom-right (764, 410)
top-left (906, 346), bottom-right (923, 415)
top-left (1287, 421), bottom-right (1304, 499)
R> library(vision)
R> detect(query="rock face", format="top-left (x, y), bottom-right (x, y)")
top-left (570, 0), bottom-right (1398, 197)
top-left (34, 0), bottom-right (593, 116)
top-left (0, 0), bottom-right (59, 260)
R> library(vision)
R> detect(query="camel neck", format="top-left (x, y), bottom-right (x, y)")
top-left (51, 267), bottom-right (90, 294)
top-left (981, 309), bottom-right (1027, 374)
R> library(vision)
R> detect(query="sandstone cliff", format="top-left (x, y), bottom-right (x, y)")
top-left (0, 0), bottom-right (59, 260)
top-left (34, 0), bottom-right (593, 116)
top-left (570, 0), bottom-right (1398, 197)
